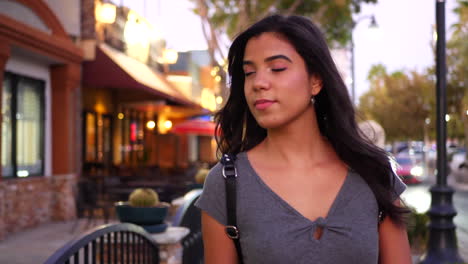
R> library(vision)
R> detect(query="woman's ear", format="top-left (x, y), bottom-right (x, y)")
top-left (310, 74), bottom-right (323, 96)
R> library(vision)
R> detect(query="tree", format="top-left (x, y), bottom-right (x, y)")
top-left (192, 0), bottom-right (377, 67)
top-left (358, 65), bottom-right (435, 142)
top-left (447, 0), bottom-right (468, 147)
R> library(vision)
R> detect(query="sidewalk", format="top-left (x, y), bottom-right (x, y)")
top-left (0, 202), bottom-right (467, 263)
top-left (416, 173), bottom-right (468, 262)
top-left (0, 219), bottom-right (115, 264)
top-left (449, 175), bottom-right (468, 262)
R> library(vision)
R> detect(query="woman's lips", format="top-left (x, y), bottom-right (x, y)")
top-left (254, 99), bottom-right (276, 110)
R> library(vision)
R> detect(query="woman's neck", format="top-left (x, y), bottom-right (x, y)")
top-left (253, 110), bottom-right (337, 167)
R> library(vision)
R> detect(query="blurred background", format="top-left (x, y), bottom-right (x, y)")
top-left (0, 0), bottom-right (466, 263)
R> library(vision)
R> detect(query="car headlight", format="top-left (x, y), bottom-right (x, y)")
top-left (410, 166), bottom-right (424, 177)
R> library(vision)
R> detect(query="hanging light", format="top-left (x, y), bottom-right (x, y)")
top-left (164, 120), bottom-right (173, 129)
top-left (146, 120), bottom-right (156, 130)
top-left (95, 2), bottom-right (116, 24)
top-left (216, 96), bottom-right (223, 105)
top-left (163, 49), bottom-right (178, 64)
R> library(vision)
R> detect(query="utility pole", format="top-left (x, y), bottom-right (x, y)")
top-left (420, 1), bottom-right (464, 263)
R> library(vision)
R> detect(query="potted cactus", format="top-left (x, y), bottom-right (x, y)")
top-left (115, 188), bottom-right (170, 233)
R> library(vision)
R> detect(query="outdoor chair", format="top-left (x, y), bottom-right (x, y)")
top-left (45, 223), bottom-right (160, 264)
top-left (71, 179), bottom-right (114, 232)
top-left (172, 189), bottom-right (204, 264)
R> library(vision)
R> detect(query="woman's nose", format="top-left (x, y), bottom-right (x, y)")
top-left (252, 72), bottom-right (270, 91)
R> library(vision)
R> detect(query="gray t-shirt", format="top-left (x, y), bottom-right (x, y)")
top-left (195, 152), bottom-right (406, 264)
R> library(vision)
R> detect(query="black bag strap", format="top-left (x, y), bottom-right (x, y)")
top-left (221, 153), bottom-right (244, 264)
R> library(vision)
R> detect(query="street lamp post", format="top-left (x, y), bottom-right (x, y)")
top-left (350, 15), bottom-right (377, 105)
top-left (420, 1), bottom-right (464, 263)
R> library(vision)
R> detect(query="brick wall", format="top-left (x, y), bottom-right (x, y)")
top-left (0, 175), bottom-right (76, 241)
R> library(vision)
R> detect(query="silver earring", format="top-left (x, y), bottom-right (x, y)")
top-left (311, 96), bottom-right (315, 105)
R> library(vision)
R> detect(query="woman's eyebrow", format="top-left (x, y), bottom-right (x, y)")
top-left (265, 54), bottom-right (292, 63)
top-left (243, 54), bottom-right (292, 66)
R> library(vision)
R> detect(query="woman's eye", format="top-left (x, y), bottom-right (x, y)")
top-left (272, 67), bottom-right (286, 72)
top-left (244, 71), bottom-right (255, 76)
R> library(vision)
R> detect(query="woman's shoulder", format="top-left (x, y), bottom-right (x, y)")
top-left (204, 162), bottom-right (224, 186)
top-left (347, 168), bottom-right (406, 202)
top-left (204, 152), bottom-right (249, 181)
top-left (345, 170), bottom-right (380, 201)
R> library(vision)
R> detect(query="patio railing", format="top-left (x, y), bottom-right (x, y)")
top-left (44, 223), bottom-right (160, 264)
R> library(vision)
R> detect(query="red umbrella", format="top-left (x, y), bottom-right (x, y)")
top-left (171, 119), bottom-right (217, 136)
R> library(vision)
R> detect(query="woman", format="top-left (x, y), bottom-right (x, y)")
top-left (195, 14), bottom-right (411, 264)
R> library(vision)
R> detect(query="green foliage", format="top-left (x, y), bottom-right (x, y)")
top-left (406, 207), bottom-right (429, 253)
top-left (129, 188), bottom-right (160, 207)
top-left (192, 0), bottom-right (377, 46)
top-left (359, 64), bottom-right (435, 142)
top-left (359, 1), bottom-right (468, 144)
top-left (446, 1), bottom-right (468, 142)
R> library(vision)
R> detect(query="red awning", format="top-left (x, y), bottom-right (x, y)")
top-left (171, 119), bottom-right (216, 136)
top-left (83, 44), bottom-right (197, 107)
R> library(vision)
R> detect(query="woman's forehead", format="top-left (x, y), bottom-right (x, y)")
top-left (243, 32), bottom-right (297, 60)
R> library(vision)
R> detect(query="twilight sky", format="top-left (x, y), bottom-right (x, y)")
top-left (118, 0), bottom-right (458, 104)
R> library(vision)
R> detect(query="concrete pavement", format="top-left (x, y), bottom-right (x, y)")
top-left (0, 219), bottom-right (116, 264)
top-left (0, 181), bottom-right (467, 263)
top-left (405, 173), bottom-right (468, 263)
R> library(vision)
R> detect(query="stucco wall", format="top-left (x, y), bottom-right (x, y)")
top-left (45, 0), bottom-right (81, 37)
top-left (0, 0), bottom-right (50, 33)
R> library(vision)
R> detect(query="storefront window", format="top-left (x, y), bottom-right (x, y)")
top-left (84, 113), bottom-right (112, 165)
top-left (122, 112), bottom-right (130, 163)
top-left (118, 109), bottom-right (147, 165)
top-left (102, 115), bottom-right (112, 164)
top-left (1, 72), bottom-right (45, 178)
top-left (85, 112), bottom-right (97, 162)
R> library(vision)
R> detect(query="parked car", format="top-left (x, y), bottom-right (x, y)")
top-left (395, 156), bottom-right (424, 184)
top-left (449, 148), bottom-right (468, 182)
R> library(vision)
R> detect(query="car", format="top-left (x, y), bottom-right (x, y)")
top-left (449, 148), bottom-right (468, 180)
top-left (395, 156), bottom-right (424, 184)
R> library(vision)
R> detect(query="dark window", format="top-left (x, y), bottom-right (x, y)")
top-left (1, 72), bottom-right (45, 178)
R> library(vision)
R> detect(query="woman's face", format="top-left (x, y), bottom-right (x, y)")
top-left (242, 32), bottom-right (321, 129)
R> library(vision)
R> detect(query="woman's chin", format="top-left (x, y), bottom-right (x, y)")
top-left (256, 119), bottom-right (284, 130)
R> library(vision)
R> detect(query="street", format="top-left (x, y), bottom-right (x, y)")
top-left (402, 181), bottom-right (468, 260)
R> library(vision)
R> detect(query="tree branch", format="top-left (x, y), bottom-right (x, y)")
top-left (285, 0), bottom-right (303, 16)
top-left (196, 0), bottom-right (217, 65)
top-left (258, 0), bottom-right (281, 19)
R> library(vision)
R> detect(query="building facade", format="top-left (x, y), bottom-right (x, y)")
top-left (81, 1), bottom-right (216, 180)
top-left (0, 0), bottom-right (82, 240)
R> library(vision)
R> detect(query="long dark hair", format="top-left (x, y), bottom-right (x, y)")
top-left (215, 14), bottom-right (407, 225)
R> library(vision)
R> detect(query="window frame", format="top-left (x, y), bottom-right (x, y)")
top-left (2, 71), bottom-right (45, 178)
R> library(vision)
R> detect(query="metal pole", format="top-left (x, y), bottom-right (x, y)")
top-left (436, 0), bottom-right (447, 187)
top-left (420, 1), bottom-right (464, 263)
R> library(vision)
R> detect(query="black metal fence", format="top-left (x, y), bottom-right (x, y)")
top-left (44, 223), bottom-right (160, 264)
